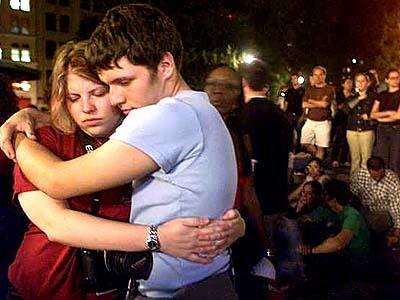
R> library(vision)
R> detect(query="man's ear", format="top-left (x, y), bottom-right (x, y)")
top-left (157, 52), bottom-right (175, 80)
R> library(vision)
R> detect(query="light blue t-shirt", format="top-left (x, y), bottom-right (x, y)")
top-left (110, 90), bottom-right (237, 298)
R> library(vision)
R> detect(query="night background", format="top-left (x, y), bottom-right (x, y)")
top-left (77, 0), bottom-right (400, 91)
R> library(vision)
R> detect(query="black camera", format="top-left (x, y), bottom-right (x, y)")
top-left (79, 248), bottom-right (153, 293)
top-left (104, 250), bottom-right (153, 280)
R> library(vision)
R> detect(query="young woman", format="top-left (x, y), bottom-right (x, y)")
top-left (370, 69), bottom-right (400, 174)
top-left (344, 73), bottom-right (375, 174)
top-left (287, 180), bottom-right (323, 219)
top-left (7, 41), bottom-right (243, 300)
top-left (289, 157), bottom-right (329, 201)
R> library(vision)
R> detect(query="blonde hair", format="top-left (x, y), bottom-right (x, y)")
top-left (50, 40), bottom-right (107, 133)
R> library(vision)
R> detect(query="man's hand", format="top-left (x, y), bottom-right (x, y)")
top-left (0, 108), bottom-right (50, 160)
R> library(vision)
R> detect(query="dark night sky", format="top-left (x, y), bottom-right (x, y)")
top-left (80, 0), bottom-right (398, 80)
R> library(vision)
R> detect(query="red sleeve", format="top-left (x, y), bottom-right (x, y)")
top-left (12, 126), bottom-right (59, 204)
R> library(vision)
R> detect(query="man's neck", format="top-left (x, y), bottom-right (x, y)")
top-left (388, 86), bottom-right (399, 93)
top-left (169, 75), bottom-right (191, 97)
top-left (244, 91), bottom-right (266, 103)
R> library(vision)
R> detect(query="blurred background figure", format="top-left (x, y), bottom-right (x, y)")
top-left (205, 65), bottom-right (276, 300)
top-left (284, 73), bottom-right (305, 153)
top-left (0, 75), bottom-right (27, 299)
top-left (371, 68), bottom-right (400, 175)
top-left (330, 77), bottom-right (352, 168)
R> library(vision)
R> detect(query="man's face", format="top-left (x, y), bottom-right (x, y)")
top-left (204, 67), bottom-right (241, 117)
top-left (385, 71), bottom-right (400, 89)
top-left (368, 168), bottom-right (385, 182)
top-left (99, 57), bottom-right (162, 115)
top-left (312, 68), bottom-right (326, 86)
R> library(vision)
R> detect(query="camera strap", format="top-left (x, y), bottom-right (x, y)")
top-left (76, 129), bottom-right (108, 215)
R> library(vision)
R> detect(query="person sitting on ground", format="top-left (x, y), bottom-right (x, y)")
top-left (300, 179), bottom-right (370, 261)
top-left (289, 157), bottom-right (330, 201)
top-left (350, 156), bottom-right (400, 246)
top-left (287, 180), bottom-right (323, 219)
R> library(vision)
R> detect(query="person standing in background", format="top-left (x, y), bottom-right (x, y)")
top-left (371, 69), bottom-right (400, 174)
top-left (301, 66), bottom-right (335, 160)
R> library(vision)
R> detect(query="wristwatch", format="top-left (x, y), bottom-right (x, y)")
top-left (145, 225), bottom-right (161, 252)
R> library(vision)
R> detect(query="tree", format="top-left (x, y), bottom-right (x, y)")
top-left (374, 7), bottom-right (400, 74)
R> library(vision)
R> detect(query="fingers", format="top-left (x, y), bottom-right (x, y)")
top-left (222, 208), bottom-right (239, 220)
top-left (17, 121), bottom-right (37, 140)
top-left (0, 135), bottom-right (16, 160)
top-left (181, 217), bottom-right (210, 228)
top-left (185, 253), bottom-right (214, 264)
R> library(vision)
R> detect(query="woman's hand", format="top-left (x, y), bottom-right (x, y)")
top-left (198, 209), bottom-right (245, 252)
top-left (158, 217), bottom-right (215, 264)
top-left (157, 209), bottom-right (246, 264)
top-left (0, 108), bottom-right (50, 160)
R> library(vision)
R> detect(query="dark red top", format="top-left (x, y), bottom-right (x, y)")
top-left (8, 126), bottom-right (131, 300)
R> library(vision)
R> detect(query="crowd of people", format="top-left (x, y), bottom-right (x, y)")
top-left (0, 3), bottom-right (400, 300)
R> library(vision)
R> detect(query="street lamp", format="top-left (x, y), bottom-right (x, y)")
top-left (242, 52), bottom-right (257, 64)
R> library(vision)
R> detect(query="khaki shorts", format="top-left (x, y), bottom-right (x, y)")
top-left (300, 119), bottom-right (331, 148)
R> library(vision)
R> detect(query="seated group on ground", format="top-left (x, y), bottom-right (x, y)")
top-left (275, 155), bottom-right (400, 291)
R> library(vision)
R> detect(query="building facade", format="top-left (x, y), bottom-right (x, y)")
top-left (0, 0), bottom-right (107, 108)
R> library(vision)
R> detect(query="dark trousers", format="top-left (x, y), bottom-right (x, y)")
top-left (330, 111), bottom-right (349, 163)
top-left (130, 272), bottom-right (238, 300)
top-left (374, 125), bottom-right (400, 174)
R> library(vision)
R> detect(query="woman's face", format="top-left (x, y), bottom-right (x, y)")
top-left (299, 183), bottom-right (315, 207)
top-left (355, 75), bottom-right (369, 92)
top-left (66, 73), bottom-right (122, 138)
top-left (307, 160), bottom-right (322, 178)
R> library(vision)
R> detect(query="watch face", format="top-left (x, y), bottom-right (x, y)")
top-left (147, 240), bottom-right (159, 251)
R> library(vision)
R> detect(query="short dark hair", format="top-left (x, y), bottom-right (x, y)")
top-left (324, 179), bottom-right (350, 206)
top-left (239, 60), bottom-right (268, 91)
top-left (87, 3), bottom-right (184, 72)
top-left (367, 156), bottom-right (385, 170)
top-left (385, 68), bottom-right (399, 79)
top-left (308, 157), bottom-right (324, 171)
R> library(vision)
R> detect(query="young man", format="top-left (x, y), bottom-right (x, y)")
top-left (301, 66), bottom-right (335, 160)
top-left (306, 179), bottom-right (370, 259)
top-left (239, 61), bottom-right (292, 217)
top-left (300, 179), bottom-right (370, 283)
top-left (371, 69), bottom-right (400, 174)
top-left (351, 156), bottom-right (400, 238)
top-left (3, 4), bottom-right (239, 299)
